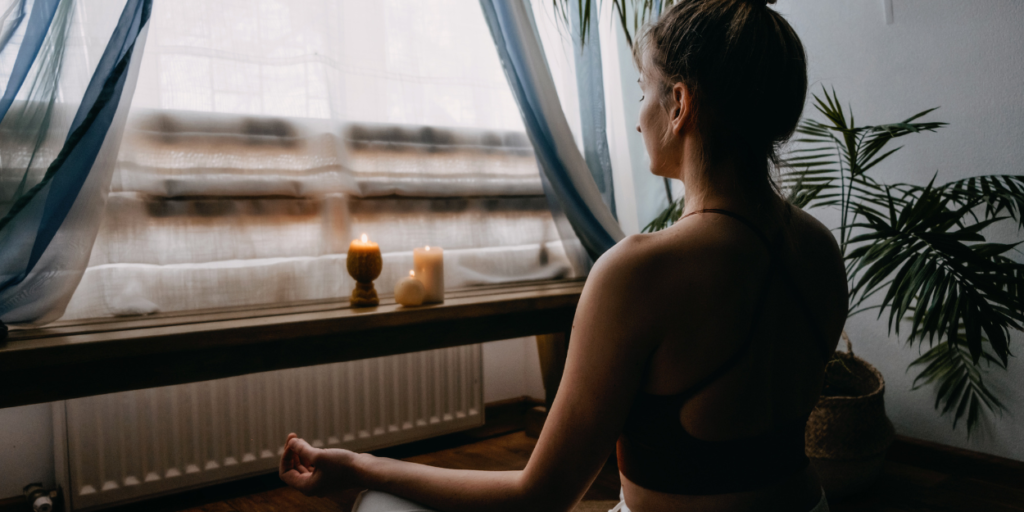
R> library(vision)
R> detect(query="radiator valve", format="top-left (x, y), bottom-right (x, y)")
top-left (23, 483), bottom-right (52, 512)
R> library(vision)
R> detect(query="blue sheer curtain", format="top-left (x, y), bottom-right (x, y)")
top-left (570, 0), bottom-right (616, 220)
top-left (0, 0), bottom-right (152, 326)
top-left (479, 0), bottom-right (625, 262)
top-left (0, 0), bottom-right (59, 122)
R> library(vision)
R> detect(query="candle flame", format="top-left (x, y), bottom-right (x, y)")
top-left (425, 245), bottom-right (430, 250)
top-left (361, 233), bottom-right (368, 243)
top-left (409, 270), bottom-right (415, 277)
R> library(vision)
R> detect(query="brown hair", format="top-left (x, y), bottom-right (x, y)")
top-left (634, 0), bottom-right (807, 198)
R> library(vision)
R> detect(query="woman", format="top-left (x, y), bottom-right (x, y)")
top-left (279, 0), bottom-right (848, 510)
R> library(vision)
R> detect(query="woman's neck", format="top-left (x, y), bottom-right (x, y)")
top-left (679, 154), bottom-right (776, 219)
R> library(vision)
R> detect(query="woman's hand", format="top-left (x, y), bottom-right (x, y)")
top-left (279, 433), bottom-right (362, 498)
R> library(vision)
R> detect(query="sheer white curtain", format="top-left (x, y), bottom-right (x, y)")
top-left (128, 0), bottom-right (524, 127)
top-left (60, 0), bottom-right (574, 321)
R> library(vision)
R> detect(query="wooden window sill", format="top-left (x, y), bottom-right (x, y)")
top-left (0, 279), bottom-right (583, 409)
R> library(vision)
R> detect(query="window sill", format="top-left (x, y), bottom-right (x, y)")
top-left (0, 279), bottom-right (583, 409)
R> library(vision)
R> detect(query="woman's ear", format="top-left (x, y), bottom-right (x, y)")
top-left (669, 82), bottom-right (690, 136)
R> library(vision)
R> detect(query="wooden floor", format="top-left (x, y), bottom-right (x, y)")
top-left (96, 430), bottom-right (1024, 512)
top-left (834, 438), bottom-right (1024, 512)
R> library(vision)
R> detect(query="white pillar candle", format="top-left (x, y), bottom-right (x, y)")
top-left (395, 270), bottom-right (426, 307)
top-left (413, 245), bottom-right (444, 303)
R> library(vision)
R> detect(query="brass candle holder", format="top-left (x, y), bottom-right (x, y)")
top-left (347, 234), bottom-right (382, 307)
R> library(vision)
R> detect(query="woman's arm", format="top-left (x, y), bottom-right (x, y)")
top-left (281, 236), bottom-right (665, 512)
top-left (280, 438), bottom-right (525, 509)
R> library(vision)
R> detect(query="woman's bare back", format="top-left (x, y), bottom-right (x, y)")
top-left (620, 203), bottom-right (848, 512)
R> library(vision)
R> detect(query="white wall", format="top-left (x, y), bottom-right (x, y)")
top-left (0, 338), bottom-right (545, 499)
top-left (0, 403), bottom-right (54, 498)
top-left (772, 0), bottom-right (1024, 461)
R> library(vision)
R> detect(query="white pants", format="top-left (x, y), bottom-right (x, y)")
top-left (352, 488), bottom-right (830, 512)
top-left (351, 491), bottom-right (436, 512)
top-left (608, 487), bottom-right (830, 512)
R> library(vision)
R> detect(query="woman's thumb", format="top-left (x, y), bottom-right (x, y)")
top-left (288, 437), bottom-right (319, 463)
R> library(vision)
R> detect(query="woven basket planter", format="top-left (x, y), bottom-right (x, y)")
top-left (805, 333), bottom-right (895, 497)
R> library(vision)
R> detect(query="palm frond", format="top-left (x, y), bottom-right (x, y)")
top-left (642, 196), bottom-right (684, 233)
top-left (553, 0), bottom-right (679, 47)
top-left (909, 334), bottom-right (1006, 433)
top-left (846, 186), bottom-right (1024, 366)
top-left (856, 113), bottom-right (946, 176)
top-left (940, 175), bottom-right (1024, 229)
top-left (781, 90), bottom-right (945, 248)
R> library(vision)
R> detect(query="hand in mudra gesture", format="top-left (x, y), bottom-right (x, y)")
top-left (279, 433), bottom-right (361, 498)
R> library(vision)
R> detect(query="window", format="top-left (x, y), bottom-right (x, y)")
top-left (60, 0), bottom-right (575, 320)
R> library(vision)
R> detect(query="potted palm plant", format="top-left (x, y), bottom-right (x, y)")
top-left (785, 89), bottom-right (1022, 435)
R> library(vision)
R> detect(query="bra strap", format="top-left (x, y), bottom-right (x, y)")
top-left (670, 209), bottom-right (777, 403)
top-left (682, 208), bottom-right (834, 363)
top-left (681, 208), bottom-right (773, 248)
top-left (672, 261), bottom-right (775, 404)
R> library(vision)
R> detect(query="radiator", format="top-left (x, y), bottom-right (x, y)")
top-left (53, 345), bottom-right (483, 511)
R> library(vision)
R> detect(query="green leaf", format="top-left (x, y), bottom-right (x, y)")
top-left (909, 337), bottom-right (1006, 433)
top-left (942, 175), bottom-right (1024, 228)
top-left (641, 196), bottom-right (685, 233)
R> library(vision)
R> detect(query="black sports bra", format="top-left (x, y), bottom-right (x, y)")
top-left (616, 208), bottom-right (832, 495)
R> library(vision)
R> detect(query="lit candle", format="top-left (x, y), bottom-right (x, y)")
top-left (347, 233), bottom-right (382, 307)
top-left (395, 270), bottom-right (426, 307)
top-left (413, 245), bottom-right (444, 303)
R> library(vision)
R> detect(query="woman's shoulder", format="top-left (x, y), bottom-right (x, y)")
top-left (785, 204), bottom-right (843, 259)
top-left (587, 232), bottom-right (664, 290)
top-left (590, 217), bottom-right (760, 298)
top-left (581, 231), bottom-right (687, 309)
top-left (775, 204), bottom-right (849, 343)
top-left (593, 225), bottom-right (717, 277)
top-left (594, 204), bottom-right (845, 300)
top-left (783, 205), bottom-right (847, 292)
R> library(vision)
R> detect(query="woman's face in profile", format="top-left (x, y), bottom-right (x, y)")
top-left (636, 63), bottom-right (681, 180)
